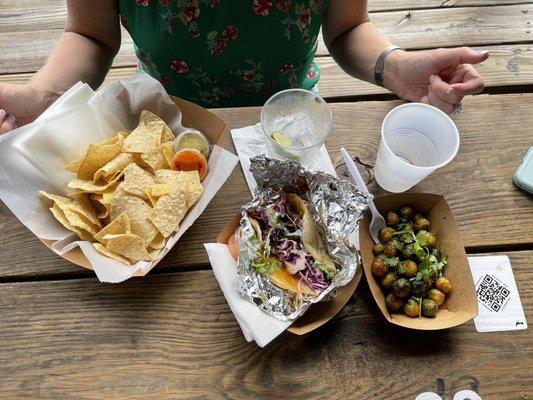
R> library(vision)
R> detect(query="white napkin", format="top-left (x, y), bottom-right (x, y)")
top-left (204, 243), bottom-right (292, 347)
top-left (230, 123), bottom-right (336, 194)
top-left (0, 71), bottom-right (239, 283)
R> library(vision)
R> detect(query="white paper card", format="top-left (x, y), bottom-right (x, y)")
top-left (469, 255), bottom-right (527, 332)
top-left (231, 123), bottom-right (336, 194)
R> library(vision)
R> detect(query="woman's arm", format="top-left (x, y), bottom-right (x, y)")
top-left (323, 0), bottom-right (488, 114)
top-left (0, 0), bottom-right (121, 132)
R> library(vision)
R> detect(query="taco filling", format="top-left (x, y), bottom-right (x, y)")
top-left (246, 194), bottom-right (338, 296)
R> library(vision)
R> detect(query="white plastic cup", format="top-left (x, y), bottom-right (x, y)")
top-left (374, 103), bottom-right (460, 192)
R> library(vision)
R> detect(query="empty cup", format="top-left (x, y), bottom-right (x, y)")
top-left (375, 103), bottom-right (460, 192)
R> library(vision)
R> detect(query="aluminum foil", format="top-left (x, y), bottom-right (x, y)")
top-left (237, 155), bottom-right (371, 321)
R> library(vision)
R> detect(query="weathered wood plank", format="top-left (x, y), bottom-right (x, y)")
top-left (1, 4), bottom-right (531, 74)
top-left (0, 94), bottom-right (531, 280)
top-left (4, 44), bottom-right (530, 99)
top-left (0, 250), bottom-right (530, 399)
top-left (317, 4), bottom-right (533, 55)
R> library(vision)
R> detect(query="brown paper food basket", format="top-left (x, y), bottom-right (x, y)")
top-left (359, 193), bottom-right (478, 330)
top-left (41, 97), bottom-right (229, 276)
top-left (217, 214), bottom-right (362, 335)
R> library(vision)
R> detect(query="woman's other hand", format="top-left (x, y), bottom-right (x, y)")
top-left (384, 47), bottom-right (489, 114)
top-left (0, 83), bottom-right (53, 134)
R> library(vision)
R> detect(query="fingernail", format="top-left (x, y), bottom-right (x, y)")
top-left (6, 115), bottom-right (16, 124)
top-left (429, 75), bottom-right (436, 82)
top-left (478, 50), bottom-right (489, 56)
top-left (446, 87), bottom-right (457, 96)
top-left (0, 109), bottom-right (5, 120)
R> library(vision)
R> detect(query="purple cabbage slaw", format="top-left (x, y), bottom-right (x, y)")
top-left (248, 196), bottom-right (335, 294)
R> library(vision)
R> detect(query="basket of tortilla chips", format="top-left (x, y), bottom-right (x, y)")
top-left (0, 73), bottom-right (238, 282)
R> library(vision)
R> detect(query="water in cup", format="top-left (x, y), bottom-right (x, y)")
top-left (261, 89), bottom-right (332, 165)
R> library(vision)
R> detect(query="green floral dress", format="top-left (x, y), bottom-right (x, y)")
top-left (119, 0), bottom-right (327, 107)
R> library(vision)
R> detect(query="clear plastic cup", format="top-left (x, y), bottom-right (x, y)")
top-left (375, 103), bottom-right (460, 192)
top-left (261, 89), bottom-right (333, 165)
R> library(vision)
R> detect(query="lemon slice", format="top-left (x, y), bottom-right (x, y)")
top-left (271, 132), bottom-right (293, 148)
top-left (175, 130), bottom-right (210, 157)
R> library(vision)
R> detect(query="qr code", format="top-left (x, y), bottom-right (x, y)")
top-left (476, 274), bottom-right (511, 312)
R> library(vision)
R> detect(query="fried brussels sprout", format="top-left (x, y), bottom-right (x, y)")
top-left (399, 206), bottom-right (414, 221)
top-left (381, 272), bottom-right (397, 290)
top-left (436, 277), bottom-right (452, 294)
top-left (386, 211), bottom-right (400, 227)
top-left (383, 241), bottom-right (397, 257)
top-left (399, 260), bottom-right (418, 278)
top-left (404, 298), bottom-right (421, 317)
top-left (393, 278), bottom-right (411, 298)
top-left (402, 243), bottom-right (415, 258)
top-left (421, 299), bottom-right (439, 318)
top-left (372, 243), bottom-right (385, 256)
top-left (379, 227), bottom-right (396, 244)
top-left (371, 257), bottom-right (389, 278)
top-left (427, 288), bottom-right (445, 306)
top-left (410, 278), bottom-right (430, 296)
top-left (426, 233), bottom-right (437, 247)
top-left (385, 293), bottom-right (404, 312)
top-left (414, 217), bottom-right (431, 232)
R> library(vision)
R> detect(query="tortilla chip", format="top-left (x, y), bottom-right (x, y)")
top-left (122, 163), bottom-right (155, 198)
top-left (149, 233), bottom-right (166, 250)
top-left (110, 187), bottom-right (158, 244)
top-left (161, 142), bottom-right (175, 167)
top-left (145, 184), bottom-right (169, 207)
top-left (104, 233), bottom-right (151, 263)
top-left (49, 204), bottom-right (93, 241)
top-left (77, 135), bottom-right (124, 180)
top-left (161, 125), bottom-right (175, 143)
top-left (68, 173), bottom-right (123, 193)
top-left (94, 153), bottom-right (133, 183)
top-left (93, 243), bottom-right (131, 265)
top-left (40, 191), bottom-right (101, 229)
top-left (65, 158), bottom-right (81, 173)
top-left (149, 187), bottom-right (188, 237)
top-left (94, 213), bottom-right (131, 245)
top-left (141, 146), bottom-right (170, 172)
top-left (155, 170), bottom-right (203, 207)
top-left (122, 111), bottom-right (163, 154)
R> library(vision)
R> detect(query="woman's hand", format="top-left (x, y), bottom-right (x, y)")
top-left (0, 83), bottom-right (54, 134)
top-left (384, 47), bottom-right (489, 114)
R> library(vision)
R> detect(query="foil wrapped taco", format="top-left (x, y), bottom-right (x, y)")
top-left (235, 156), bottom-right (370, 321)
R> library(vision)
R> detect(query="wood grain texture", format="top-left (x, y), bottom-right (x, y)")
top-left (3, 44), bottom-right (531, 100)
top-left (2, 3), bottom-right (532, 73)
top-left (0, 250), bottom-right (530, 399)
top-left (317, 4), bottom-right (533, 55)
top-left (0, 94), bottom-right (532, 280)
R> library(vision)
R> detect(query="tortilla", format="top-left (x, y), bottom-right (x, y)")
top-left (104, 233), bottom-right (151, 263)
top-left (93, 243), bottom-right (131, 265)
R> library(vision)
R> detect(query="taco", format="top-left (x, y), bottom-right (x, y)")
top-left (244, 194), bottom-right (337, 297)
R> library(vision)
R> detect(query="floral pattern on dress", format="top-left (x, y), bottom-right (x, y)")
top-left (280, 0), bottom-right (322, 41)
top-left (159, 0), bottom-right (221, 36)
top-left (206, 25), bottom-right (239, 55)
top-left (231, 60), bottom-right (276, 94)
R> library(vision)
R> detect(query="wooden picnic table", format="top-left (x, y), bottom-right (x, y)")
top-left (1, 1), bottom-right (532, 399)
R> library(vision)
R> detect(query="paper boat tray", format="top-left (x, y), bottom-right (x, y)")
top-left (359, 193), bottom-right (478, 330)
